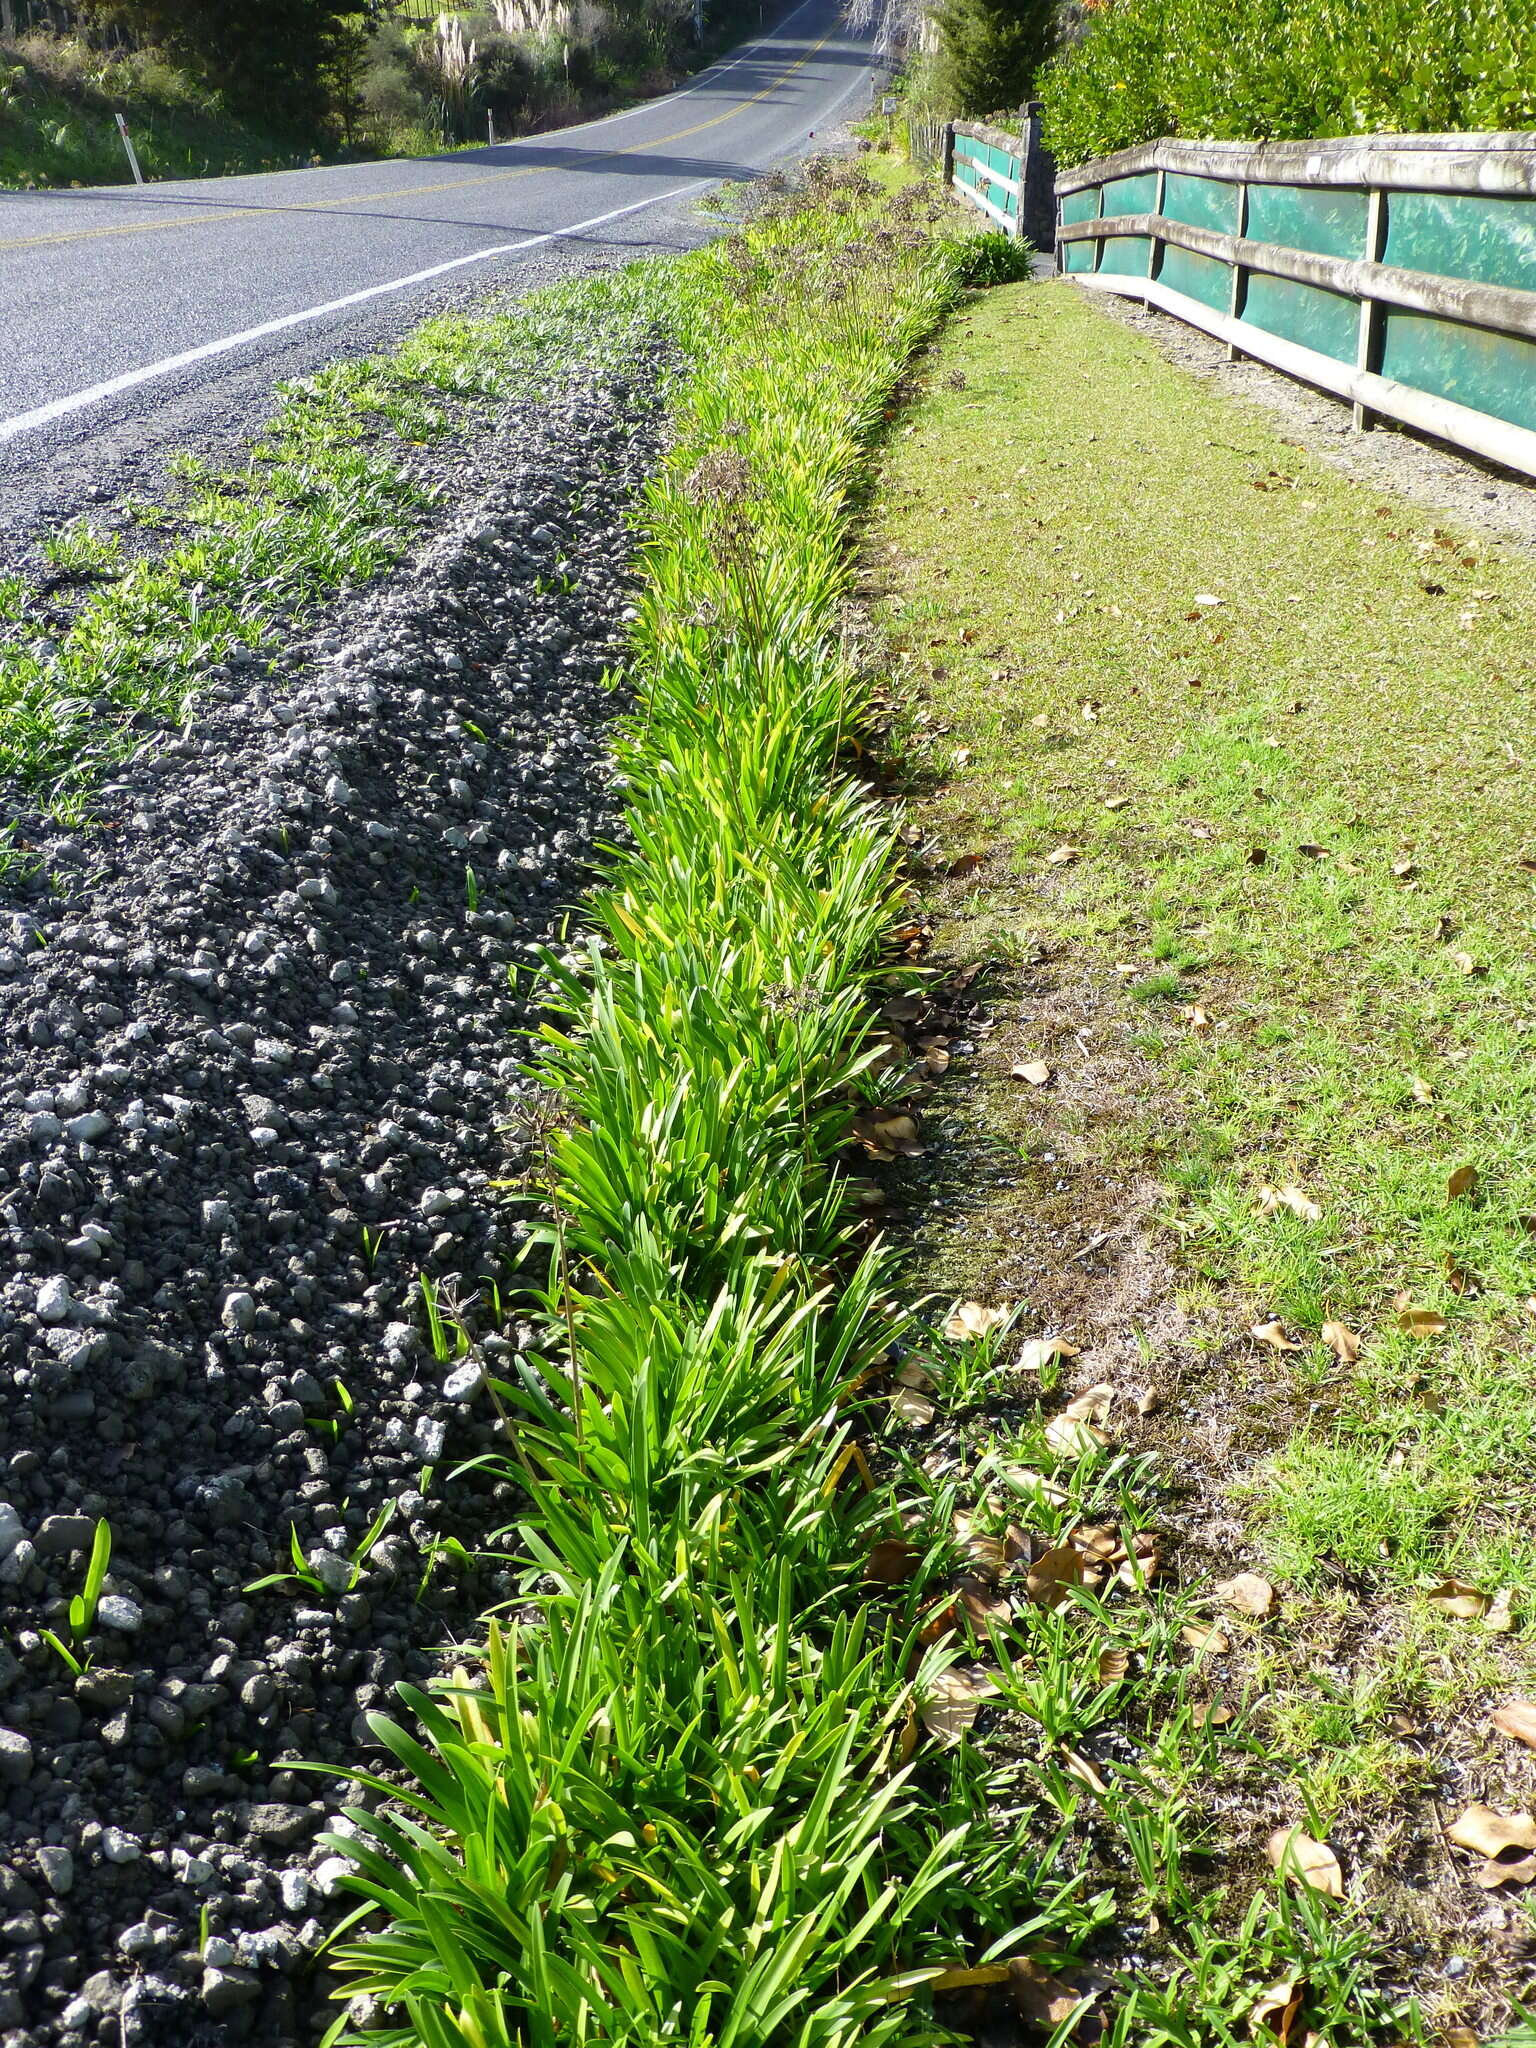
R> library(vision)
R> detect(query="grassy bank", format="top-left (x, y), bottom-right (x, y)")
top-left (861, 276), bottom-right (1536, 2035)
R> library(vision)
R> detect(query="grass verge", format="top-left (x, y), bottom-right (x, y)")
top-left (300, 185), bottom-right (1428, 2048)
top-left (860, 275), bottom-right (1536, 2034)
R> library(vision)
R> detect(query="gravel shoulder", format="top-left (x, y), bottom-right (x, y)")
top-left (0, 320), bottom-right (672, 2047)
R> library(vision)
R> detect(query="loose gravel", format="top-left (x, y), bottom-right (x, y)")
top-left (0, 328), bottom-right (672, 2046)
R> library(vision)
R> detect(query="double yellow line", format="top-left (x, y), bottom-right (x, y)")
top-left (0, 25), bottom-right (834, 256)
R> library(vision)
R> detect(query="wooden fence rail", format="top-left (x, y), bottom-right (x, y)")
top-left (943, 105), bottom-right (1055, 250)
top-left (1055, 131), bottom-right (1536, 480)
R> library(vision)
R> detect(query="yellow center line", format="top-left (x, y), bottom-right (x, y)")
top-left (0, 30), bottom-right (833, 257)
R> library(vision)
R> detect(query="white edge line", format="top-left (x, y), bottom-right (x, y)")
top-left (0, 179), bottom-right (708, 444)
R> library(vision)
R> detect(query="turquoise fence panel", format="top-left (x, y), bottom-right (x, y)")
top-left (1098, 235), bottom-right (1153, 276)
top-left (1060, 187), bottom-right (1101, 226)
top-left (1100, 173), bottom-right (1159, 219)
top-left (1159, 242), bottom-right (1233, 312)
top-left (1246, 183), bottom-right (1368, 260)
top-left (1385, 191), bottom-right (1536, 292)
top-left (1243, 272), bottom-right (1360, 362)
top-left (1063, 239), bottom-right (1097, 273)
top-left (1162, 172), bottom-right (1240, 237)
top-left (1379, 310), bottom-right (1536, 433)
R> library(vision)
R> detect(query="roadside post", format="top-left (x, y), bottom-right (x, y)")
top-left (114, 112), bottom-right (145, 186)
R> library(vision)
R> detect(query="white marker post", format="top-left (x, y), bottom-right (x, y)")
top-left (487, 110), bottom-right (495, 146)
top-left (114, 112), bottom-right (145, 186)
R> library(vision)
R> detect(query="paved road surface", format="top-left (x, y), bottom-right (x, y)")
top-left (0, 0), bottom-right (874, 456)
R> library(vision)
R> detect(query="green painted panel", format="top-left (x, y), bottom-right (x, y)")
top-left (1060, 187), bottom-right (1101, 227)
top-left (1243, 271), bottom-right (1360, 362)
top-left (1385, 191), bottom-right (1536, 293)
top-left (955, 153), bottom-right (1017, 221)
top-left (1098, 234), bottom-right (1153, 276)
top-left (1160, 242), bottom-right (1233, 313)
top-left (1380, 309), bottom-right (1536, 433)
top-left (1063, 239), bottom-right (1097, 273)
top-left (1246, 183), bottom-right (1368, 260)
top-left (1162, 172), bottom-right (1240, 236)
top-left (1101, 173), bottom-right (1159, 220)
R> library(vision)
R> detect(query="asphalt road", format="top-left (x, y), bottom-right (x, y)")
top-left (0, 0), bottom-right (875, 469)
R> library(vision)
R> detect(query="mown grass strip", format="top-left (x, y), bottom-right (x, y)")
top-left (863, 275), bottom-right (1536, 2038)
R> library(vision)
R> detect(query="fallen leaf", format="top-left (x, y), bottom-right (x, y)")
top-left (1216, 1571), bottom-right (1276, 1619)
top-left (1491, 1700), bottom-right (1536, 1751)
top-left (1258, 1185), bottom-right (1323, 1223)
top-left (943, 1300), bottom-right (1011, 1343)
top-left (1408, 1074), bottom-right (1434, 1103)
top-left (1018, 1334), bottom-right (1079, 1374)
top-left (1045, 1413), bottom-right (1110, 1457)
top-left (1104, 794), bottom-right (1131, 811)
top-left (1098, 1646), bottom-right (1130, 1683)
top-left (1396, 1306), bottom-right (1447, 1336)
top-left (1026, 1543), bottom-right (1086, 1610)
top-left (920, 1666), bottom-right (998, 1743)
top-left (1391, 857), bottom-right (1418, 880)
top-left (1011, 1058), bottom-right (1054, 1087)
top-left (1192, 1698), bottom-right (1234, 1728)
top-left (921, 1043), bottom-right (951, 1076)
top-left (896, 1359), bottom-right (936, 1391)
top-left (947, 851), bottom-right (984, 878)
top-left (1451, 949), bottom-right (1481, 977)
top-left (1193, 592), bottom-right (1223, 607)
top-left (1427, 1577), bottom-right (1489, 1619)
top-left (1485, 1586), bottom-right (1516, 1634)
top-left (1251, 1320), bottom-right (1302, 1353)
top-left (1045, 844), bottom-right (1081, 866)
top-left (1008, 1956), bottom-right (1086, 2026)
top-left (1136, 1387), bottom-right (1161, 1416)
top-left (1266, 1826), bottom-right (1344, 1898)
top-left (891, 1386), bottom-right (937, 1428)
top-left (852, 1109), bottom-right (923, 1160)
top-left (1250, 1979), bottom-right (1304, 2043)
top-left (1296, 842), bottom-right (1329, 860)
top-left (953, 747), bottom-right (972, 767)
top-left (1064, 1382), bottom-right (1116, 1424)
top-left (1446, 1803), bottom-right (1536, 1859)
top-left (958, 1575), bottom-right (1013, 1630)
top-left (865, 1538), bottom-right (922, 1585)
top-left (1320, 1321), bottom-right (1361, 1364)
top-left (1064, 1747), bottom-right (1109, 1794)
top-left (1246, 845), bottom-right (1268, 866)
top-left (1181, 1622), bottom-right (1230, 1655)
top-left (1447, 1163), bottom-right (1479, 1200)
top-left (1475, 1852), bottom-right (1536, 1889)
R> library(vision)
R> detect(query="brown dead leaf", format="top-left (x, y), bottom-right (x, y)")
top-left (1251, 1320), bottom-right (1302, 1353)
top-left (1446, 1163), bottom-right (1480, 1200)
top-left (919, 1041), bottom-right (951, 1076)
top-left (1250, 1979), bottom-right (1304, 2043)
top-left (896, 1359), bottom-right (936, 1392)
top-left (1485, 1586), bottom-right (1516, 1634)
top-left (946, 852), bottom-right (984, 879)
top-left (1045, 843), bottom-right (1081, 866)
top-left (1104, 794), bottom-right (1131, 811)
top-left (890, 1386), bottom-right (937, 1428)
top-left (1408, 1074), bottom-right (1434, 1103)
top-left (998, 1467), bottom-right (1071, 1509)
top-left (1026, 1543), bottom-right (1086, 1610)
top-left (1008, 1957), bottom-right (1086, 2026)
top-left (1396, 1306), bottom-right (1447, 1336)
top-left (1193, 1698), bottom-right (1234, 1729)
top-left (1064, 1748), bottom-right (1109, 1794)
top-left (1181, 1622), bottom-right (1231, 1655)
top-left (1064, 1382), bottom-right (1116, 1424)
top-left (1098, 1646), bottom-right (1130, 1683)
top-left (958, 1575), bottom-right (1014, 1631)
top-left (1491, 1700), bottom-right (1536, 1751)
top-left (1216, 1571), bottom-right (1276, 1619)
top-left (1266, 1826), bottom-right (1344, 1899)
top-left (920, 1666), bottom-right (998, 1743)
top-left (1257, 1185), bottom-right (1324, 1223)
top-left (1296, 842), bottom-right (1329, 860)
top-left (1391, 857), bottom-right (1418, 881)
top-left (1045, 1413), bottom-right (1110, 1457)
top-left (1320, 1321), bottom-right (1362, 1364)
top-left (1183, 1003), bottom-right (1213, 1028)
top-left (1018, 1334), bottom-right (1079, 1374)
top-left (1475, 1852), bottom-right (1536, 1890)
top-left (852, 1109), bottom-right (923, 1161)
top-left (865, 1538), bottom-right (922, 1585)
top-left (1011, 1058), bottom-right (1054, 1087)
top-left (943, 1300), bottom-right (1011, 1343)
top-left (1427, 1578), bottom-right (1489, 1619)
top-left (1451, 949), bottom-right (1481, 977)
top-left (1446, 1803), bottom-right (1536, 1859)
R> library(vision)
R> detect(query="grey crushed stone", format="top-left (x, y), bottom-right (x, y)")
top-left (0, 320), bottom-right (675, 2045)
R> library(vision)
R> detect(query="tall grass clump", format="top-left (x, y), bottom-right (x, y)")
top-left (1039, 0), bottom-right (1536, 166)
top-left (311, 167), bottom-right (1099, 2047)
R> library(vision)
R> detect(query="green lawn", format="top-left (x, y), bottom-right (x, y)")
top-left (865, 274), bottom-right (1536, 2037)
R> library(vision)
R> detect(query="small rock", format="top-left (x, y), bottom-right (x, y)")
top-left (36, 1847), bottom-right (73, 1896)
top-left (96, 1594), bottom-right (143, 1633)
top-left (35, 1277), bottom-right (72, 1325)
top-left (0, 1729), bottom-right (34, 1786)
top-left (201, 1965), bottom-right (262, 2017)
top-left (100, 1826), bottom-right (141, 1864)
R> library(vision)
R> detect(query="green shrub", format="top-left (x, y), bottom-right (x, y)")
top-left (955, 226), bottom-right (1037, 285)
top-left (1039, 0), bottom-right (1536, 166)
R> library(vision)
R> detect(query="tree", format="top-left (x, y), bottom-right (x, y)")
top-left (78, 0), bottom-right (377, 129)
top-left (932, 0), bottom-right (1055, 115)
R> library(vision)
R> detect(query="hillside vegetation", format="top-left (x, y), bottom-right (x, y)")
top-left (1039, 0), bottom-right (1536, 166)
